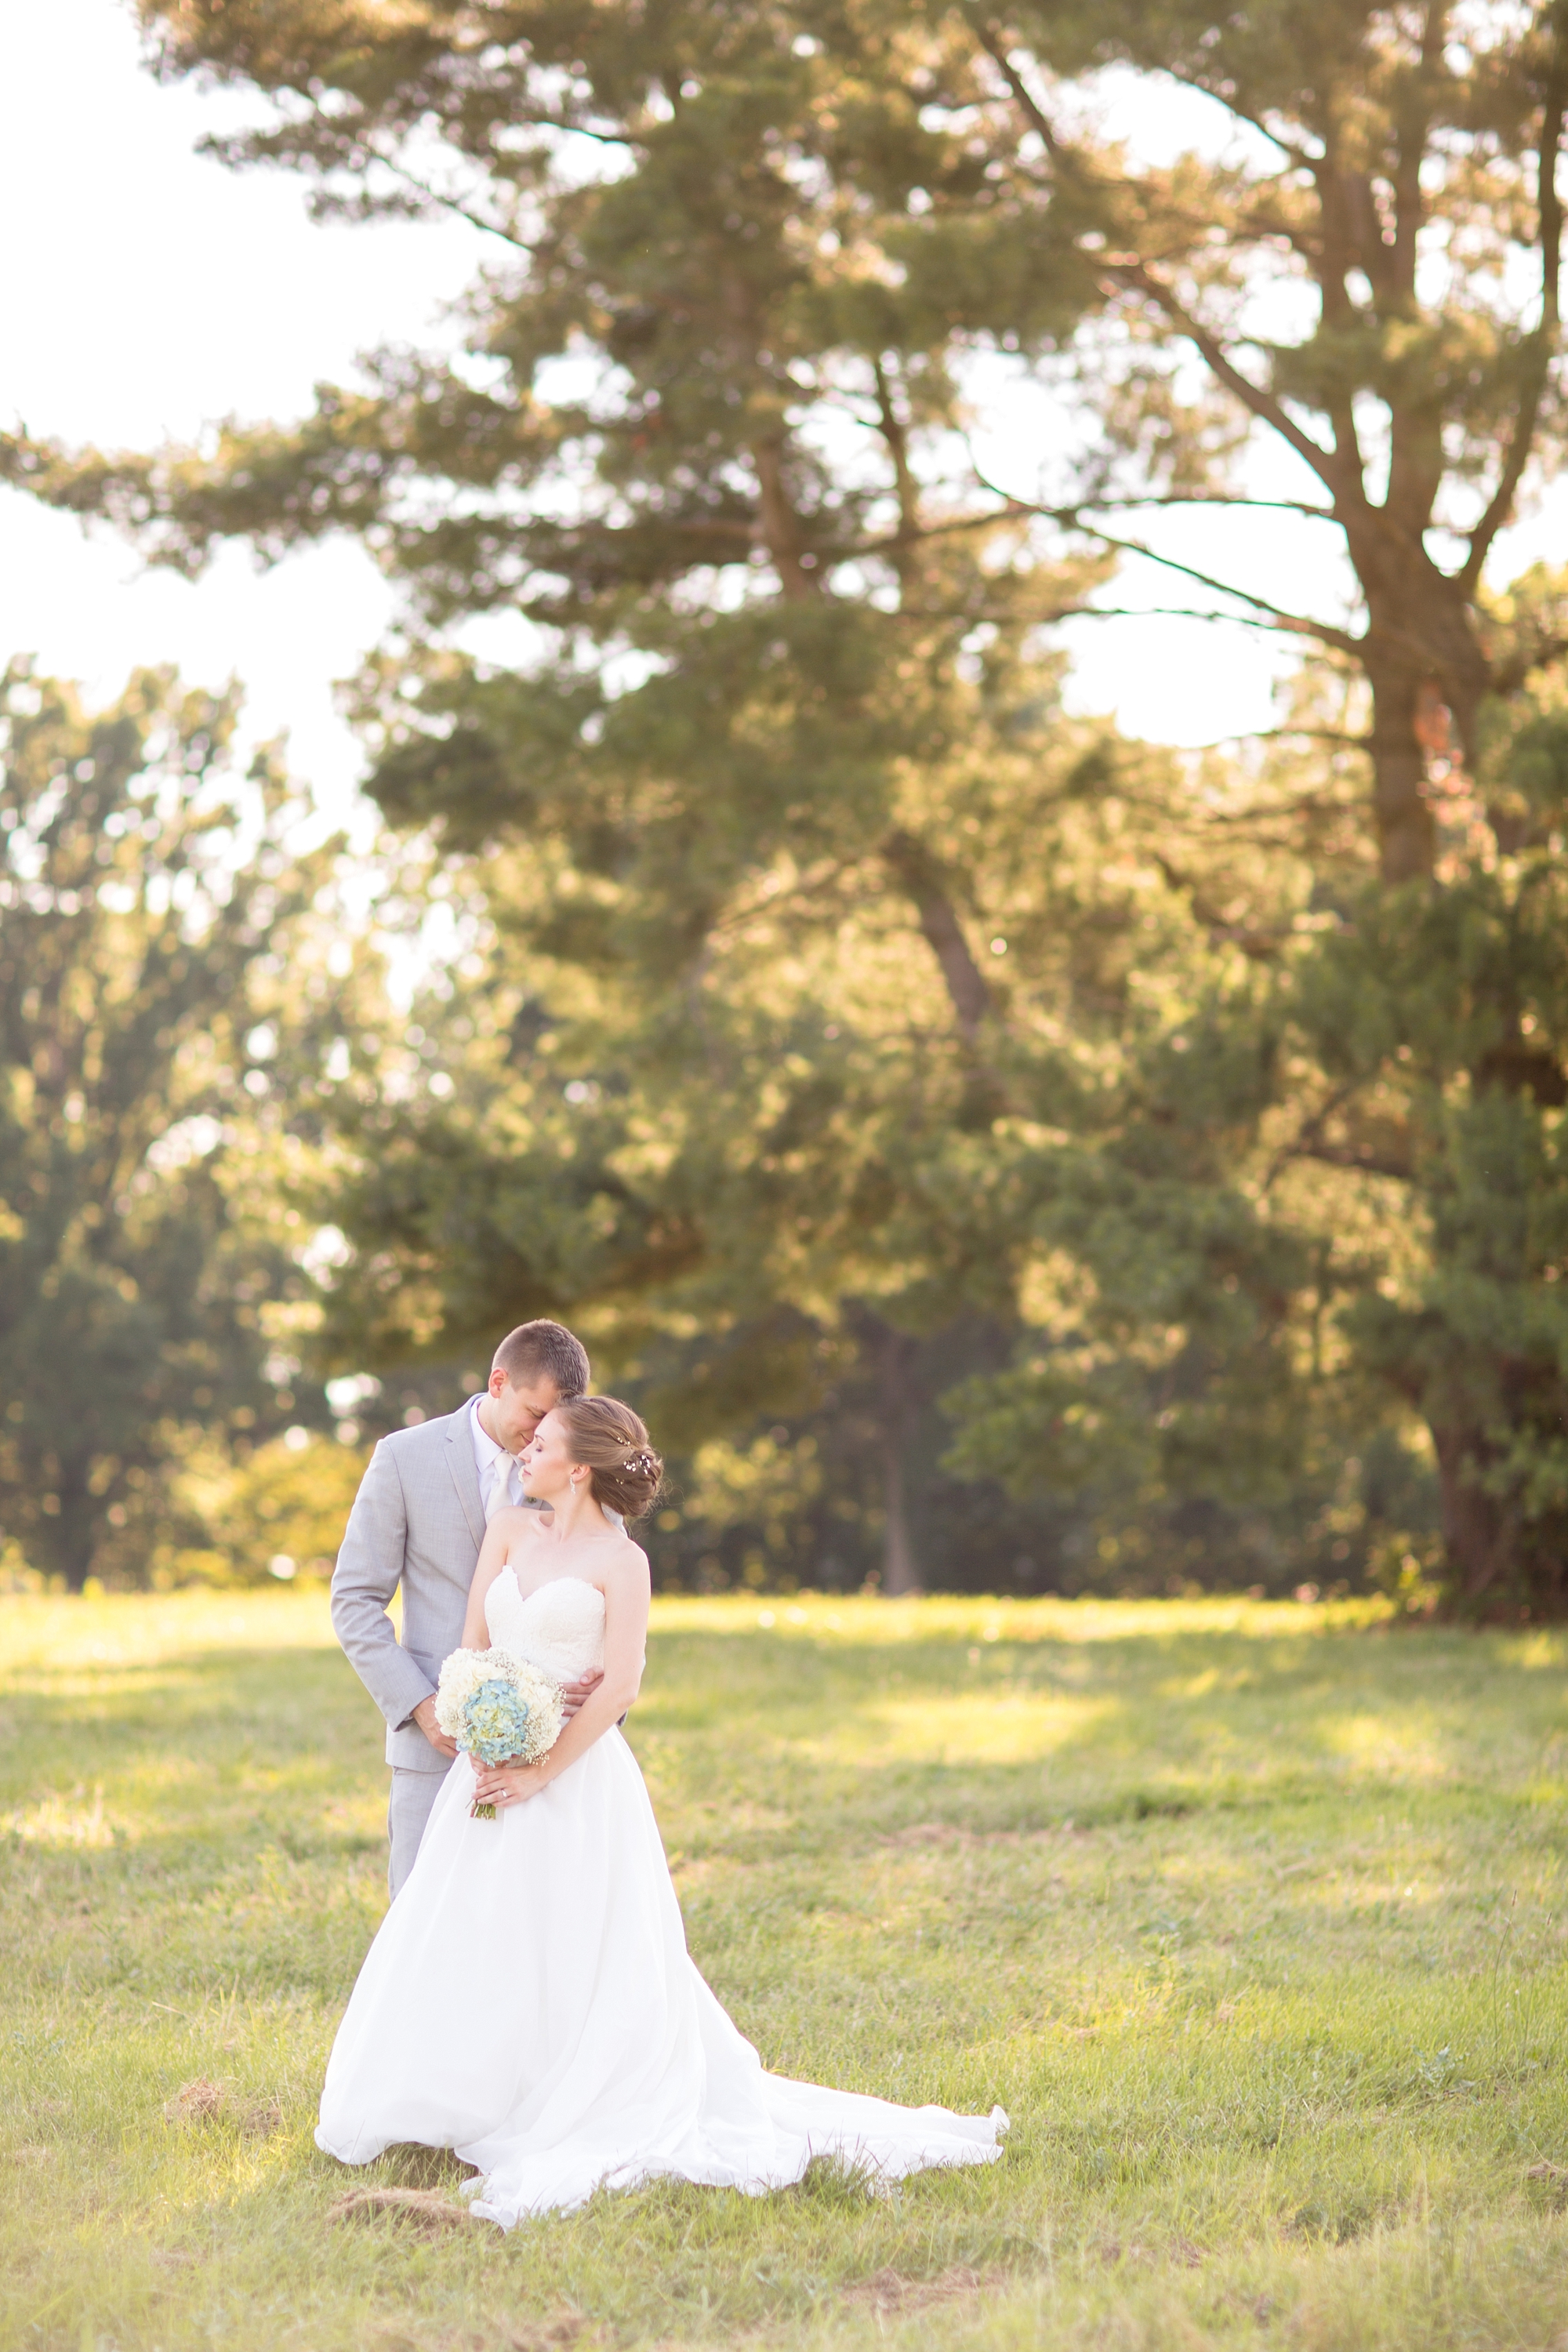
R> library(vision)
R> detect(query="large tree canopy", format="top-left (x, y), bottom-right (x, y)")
top-left (9, 0), bottom-right (1568, 879)
top-left (7, 0), bottom-right (1568, 1610)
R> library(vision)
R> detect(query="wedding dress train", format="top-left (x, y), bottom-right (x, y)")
top-left (316, 1570), bottom-right (1007, 2226)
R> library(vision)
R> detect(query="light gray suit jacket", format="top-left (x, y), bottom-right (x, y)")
top-left (332, 1399), bottom-right (496, 1773)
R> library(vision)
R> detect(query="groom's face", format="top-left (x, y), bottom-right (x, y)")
top-left (487, 1367), bottom-right (561, 1454)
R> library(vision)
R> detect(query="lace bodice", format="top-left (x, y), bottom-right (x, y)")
top-left (485, 1569), bottom-right (606, 1683)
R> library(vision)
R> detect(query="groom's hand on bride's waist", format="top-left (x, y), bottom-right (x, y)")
top-left (560, 1671), bottom-right (604, 1721)
top-left (412, 1696), bottom-right (459, 1759)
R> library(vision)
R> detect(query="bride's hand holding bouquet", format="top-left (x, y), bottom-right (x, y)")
top-left (470, 1750), bottom-right (553, 1810)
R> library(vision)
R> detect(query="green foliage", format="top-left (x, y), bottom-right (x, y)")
top-left (181, 1429), bottom-right (373, 1587)
top-left (1282, 716), bottom-right (1568, 1613)
top-left (315, 678), bottom-right (1386, 1595)
top-left (0, 665), bottom-right (364, 1588)
top-left (6, 1589), bottom-right (1568, 2349)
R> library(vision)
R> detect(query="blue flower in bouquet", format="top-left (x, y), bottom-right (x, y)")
top-left (464, 1679), bottom-right (535, 1766)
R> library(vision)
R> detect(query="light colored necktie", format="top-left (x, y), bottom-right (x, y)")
top-left (483, 1453), bottom-right (514, 1522)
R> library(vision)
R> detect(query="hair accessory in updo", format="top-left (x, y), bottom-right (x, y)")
top-left (553, 1395), bottom-right (665, 1521)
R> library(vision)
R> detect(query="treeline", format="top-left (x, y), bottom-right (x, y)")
top-left (4, 0), bottom-right (1568, 1613)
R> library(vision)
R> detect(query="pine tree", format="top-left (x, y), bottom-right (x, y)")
top-left (911, 0), bottom-right (1568, 884)
top-left (36, 0), bottom-right (1108, 1590)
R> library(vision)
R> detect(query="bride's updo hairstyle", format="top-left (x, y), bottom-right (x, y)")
top-left (555, 1396), bottom-right (664, 1523)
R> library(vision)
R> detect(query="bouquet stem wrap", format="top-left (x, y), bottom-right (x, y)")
top-left (434, 1648), bottom-right (565, 1818)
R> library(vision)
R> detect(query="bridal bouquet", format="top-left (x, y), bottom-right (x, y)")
top-left (434, 1649), bottom-right (564, 1820)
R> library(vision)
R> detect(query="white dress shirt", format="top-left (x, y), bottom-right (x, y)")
top-left (470, 1394), bottom-right (524, 1515)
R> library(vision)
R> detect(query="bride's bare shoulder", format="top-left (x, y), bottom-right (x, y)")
top-left (604, 1531), bottom-right (651, 1584)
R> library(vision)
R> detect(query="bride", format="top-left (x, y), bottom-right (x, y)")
top-left (315, 1395), bottom-right (1006, 2226)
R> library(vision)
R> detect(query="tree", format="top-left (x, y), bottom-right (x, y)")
top-left (7, 0), bottom-right (1109, 1591)
top-left (9, 0), bottom-right (1564, 1606)
top-left (953, 0), bottom-right (1568, 884)
top-left (0, 662), bottom-right (345, 1587)
top-left (920, 0), bottom-right (1568, 1606)
top-left (1280, 581), bottom-right (1568, 1614)
top-left (310, 652), bottom-right (1400, 1598)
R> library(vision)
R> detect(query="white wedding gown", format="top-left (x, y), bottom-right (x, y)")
top-left (316, 1570), bottom-right (1007, 2226)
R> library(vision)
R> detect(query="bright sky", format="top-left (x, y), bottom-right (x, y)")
top-left (0, 0), bottom-right (484, 843)
top-left (2, 0), bottom-right (1563, 840)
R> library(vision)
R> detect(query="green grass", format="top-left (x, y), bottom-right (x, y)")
top-left (4, 1590), bottom-right (1568, 2350)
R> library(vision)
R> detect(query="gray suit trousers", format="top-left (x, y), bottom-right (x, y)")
top-left (387, 1761), bottom-right (453, 1898)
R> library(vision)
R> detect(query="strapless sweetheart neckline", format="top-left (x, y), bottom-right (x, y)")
top-left (496, 1567), bottom-right (605, 1612)
top-left (485, 1565), bottom-right (608, 1686)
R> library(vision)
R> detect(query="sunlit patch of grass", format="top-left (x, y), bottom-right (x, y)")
top-left (1318, 1710), bottom-right (1454, 1784)
top-left (826, 1690), bottom-right (1116, 1764)
top-left (4, 1782), bottom-right (118, 1846)
top-left (4, 1589), bottom-right (1568, 2348)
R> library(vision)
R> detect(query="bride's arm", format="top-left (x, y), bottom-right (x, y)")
top-left (458, 1511), bottom-right (532, 1650)
top-left (470, 1546), bottom-right (650, 1808)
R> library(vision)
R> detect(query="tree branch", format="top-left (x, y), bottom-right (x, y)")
top-left (1063, 605), bottom-right (1354, 641)
top-left (1150, 853), bottom-right (1285, 958)
top-left (1264, 1080), bottom-right (1414, 1189)
top-left (971, 471), bottom-right (1365, 651)
top-left (963, 15), bottom-right (1353, 505)
top-left (1096, 256), bottom-right (1345, 495)
top-left (882, 829), bottom-right (993, 1041)
top-left (1281, 1142), bottom-right (1414, 1181)
top-left (1487, 629), bottom-right (1568, 695)
top-left (711, 856), bottom-right (858, 935)
top-left (1460, 25), bottom-right (1566, 590)
top-left (1158, 71), bottom-right (1320, 169)
top-left (318, 124), bottom-right (539, 251)
top-left (1060, 492), bottom-right (1337, 520)
top-left (881, 599), bottom-right (1361, 639)
top-left (872, 360), bottom-right (917, 530)
top-left (1178, 726), bottom-right (1371, 750)
top-left (962, 11), bottom-right (1070, 166)
top-left (849, 506), bottom-right (1018, 560)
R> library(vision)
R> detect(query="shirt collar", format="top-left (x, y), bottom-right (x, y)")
top-left (470, 1393), bottom-right (507, 1461)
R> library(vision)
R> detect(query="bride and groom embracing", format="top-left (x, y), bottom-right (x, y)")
top-left (318, 1318), bottom-right (1007, 2227)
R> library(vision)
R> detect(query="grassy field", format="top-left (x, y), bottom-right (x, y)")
top-left (3, 1591), bottom-right (1568, 2351)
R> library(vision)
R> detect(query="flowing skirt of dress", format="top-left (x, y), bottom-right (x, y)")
top-left (315, 1728), bottom-right (1007, 2226)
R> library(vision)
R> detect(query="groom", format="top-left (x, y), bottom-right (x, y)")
top-left (332, 1318), bottom-right (603, 1896)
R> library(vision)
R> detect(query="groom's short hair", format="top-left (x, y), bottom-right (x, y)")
top-left (492, 1319), bottom-right (590, 1399)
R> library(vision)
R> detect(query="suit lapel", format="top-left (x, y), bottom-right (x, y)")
top-left (445, 1399), bottom-right (486, 1551)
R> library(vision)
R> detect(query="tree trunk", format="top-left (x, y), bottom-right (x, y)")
top-left (1439, 1411), bottom-right (1542, 1618)
top-left (56, 1468), bottom-right (97, 1593)
top-left (881, 1428), bottom-right (920, 1596)
top-left (870, 1319), bottom-right (922, 1595)
top-left (751, 438), bottom-right (818, 601)
top-left (1345, 514), bottom-right (1494, 881)
top-left (1363, 644), bottom-right (1439, 883)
